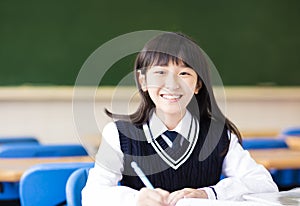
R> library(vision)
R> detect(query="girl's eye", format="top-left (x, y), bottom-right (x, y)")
top-left (154, 70), bottom-right (165, 75)
top-left (180, 72), bottom-right (191, 76)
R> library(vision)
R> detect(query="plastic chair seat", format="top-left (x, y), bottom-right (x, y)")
top-left (0, 144), bottom-right (88, 201)
top-left (20, 162), bottom-right (94, 206)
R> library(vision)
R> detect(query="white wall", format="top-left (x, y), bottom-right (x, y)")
top-left (0, 86), bottom-right (299, 154)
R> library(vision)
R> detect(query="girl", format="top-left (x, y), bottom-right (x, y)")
top-left (82, 32), bottom-right (278, 206)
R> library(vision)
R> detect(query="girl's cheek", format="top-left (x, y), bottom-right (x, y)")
top-left (147, 77), bottom-right (164, 87)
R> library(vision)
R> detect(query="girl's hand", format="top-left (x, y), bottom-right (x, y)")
top-left (136, 188), bottom-right (170, 206)
top-left (168, 188), bottom-right (208, 206)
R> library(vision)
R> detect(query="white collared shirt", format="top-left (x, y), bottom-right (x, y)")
top-left (146, 110), bottom-right (196, 147)
top-left (82, 111), bottom-right (278, 206)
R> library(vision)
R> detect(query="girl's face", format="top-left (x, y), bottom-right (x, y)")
top-left (139, 62), bottom-right (201, 118)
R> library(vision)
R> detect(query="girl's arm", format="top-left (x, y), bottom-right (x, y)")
top-left (206, 133), bottom-right (279, 200)
top-left (168, 133), bottom-right (278, 204)
top-left (81, 122), bottom-right (138, 206)
top-left (81, 122), bottom-right (170, 206)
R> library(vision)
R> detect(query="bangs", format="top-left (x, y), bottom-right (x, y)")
top-left (135, 32), bottom-right (206, 78)
top-left (138, 51), bottom-right (190, 70)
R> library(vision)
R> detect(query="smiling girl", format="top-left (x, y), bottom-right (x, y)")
top-left (140, 62), bottom-right (200, 129)
top-left (82, 32), bottom-right (278, 206)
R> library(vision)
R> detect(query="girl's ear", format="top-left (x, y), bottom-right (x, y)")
top-left (194, 80), bottom-right (202, 94)
top-left (138, 71), bottom-right (147, 92)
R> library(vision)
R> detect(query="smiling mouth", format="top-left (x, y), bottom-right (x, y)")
top-left (160, 94), bottom-right (182, 101)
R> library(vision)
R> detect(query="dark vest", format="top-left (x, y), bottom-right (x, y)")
top-left (116, 119), bottom-right (230, 192)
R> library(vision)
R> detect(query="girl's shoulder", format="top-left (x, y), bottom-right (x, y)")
top-left (114, 120), bottom-right (143, 130)
top-left (103, 120), bottom-right (138, 131)
top-left (102, 121), bottom-right (118, 133)
top-left (113, 120), bottom-right (145, 141)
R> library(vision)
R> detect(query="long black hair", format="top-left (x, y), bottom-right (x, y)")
top-left (105, 32), bottom-right (242, 142)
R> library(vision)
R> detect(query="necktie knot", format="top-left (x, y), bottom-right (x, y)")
top-left (164, 131), bottom-right (179, 142)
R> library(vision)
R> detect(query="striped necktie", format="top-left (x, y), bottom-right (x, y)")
top-left (162, 131), bottom-right (189, 160)
top-left (164, 130), bottom-right (185, 151)
top-left (163, 131), bottom-right (179, 143)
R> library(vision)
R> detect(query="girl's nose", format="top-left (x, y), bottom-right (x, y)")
top-left (165, 73), bottom-right (180, 90)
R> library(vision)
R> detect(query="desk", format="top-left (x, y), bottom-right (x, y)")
top-left (2, 149), bottom-right (298, 182)
top-left (0, 156), bottom-right (93, 182)
top-left (249, 149), bottom-right (300, 170)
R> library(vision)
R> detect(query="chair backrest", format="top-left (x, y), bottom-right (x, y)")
top-left (0, 144), bottom-right (87, 158)
top-left (66, 167), bottom-right (91, 206)
top-left (0, 136), bottom-right (39, 145)
top-left (19, 162), bottom-right (94, 206)
top-left (242, 138), bottom-right (288, 150)
top-left (281, 127), bottom-right (300, 137)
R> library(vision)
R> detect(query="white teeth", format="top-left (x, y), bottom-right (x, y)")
top-left (161, 94), bottom-right (181, 100)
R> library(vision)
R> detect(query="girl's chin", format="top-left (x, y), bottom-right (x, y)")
top-left (156, 107), bottom-right (186, 116)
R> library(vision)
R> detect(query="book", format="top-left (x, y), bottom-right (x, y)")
top-left (243, 188), bottom-right (300, 206)
top-left (175, 198), bottom-right (272, 206)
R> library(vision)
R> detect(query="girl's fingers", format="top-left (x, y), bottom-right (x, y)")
top-left (136, 188), bottom-right (169, 206)
top-left (183, 189), bottom-right (208, 199)
top-left (168, 190), bottom-right (187, 206)
top-left (155, 188), bottom-right (170, 200)
top-left (168, 188), bottom-right (208, 206)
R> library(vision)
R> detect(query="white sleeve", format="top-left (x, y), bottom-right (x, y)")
top-left (207, 134), bottom-right (279, 201)
top-left (81, 122), bottom-right (139, 206)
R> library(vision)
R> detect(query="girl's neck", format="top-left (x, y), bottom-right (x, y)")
top-left (155, 109), bottom-right (186, 130)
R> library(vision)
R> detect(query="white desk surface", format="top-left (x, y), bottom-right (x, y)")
top-left (243, 188), bottom-right (300, 206)
top-left (176, 198), bottom-right (271, 206)
top-left (176, 188), bottom-right (300, 206)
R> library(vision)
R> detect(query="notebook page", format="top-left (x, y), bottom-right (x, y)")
top-left (243, 188), bottom-right (300, 206)
top-left (176, 198), bottom-right (274, 206)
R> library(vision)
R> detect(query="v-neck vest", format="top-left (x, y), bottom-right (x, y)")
top-left (116, 119), bottom-right (230, 192)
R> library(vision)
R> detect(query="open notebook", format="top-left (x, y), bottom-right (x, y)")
top-left (243, 188), bottom-right (300, 206)
top-left (175, 198), bottom-right (273, 206)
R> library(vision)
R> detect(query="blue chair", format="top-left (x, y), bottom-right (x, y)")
top-left (66, 167), bottom-right (92, 206)
top-left (0, 137), bottom-right (39, 202)
top-left (0, 144), bottom-right (88, 202)
top-left (242, 138), bottom-right (287, 150)
top-left (281, 127), bottom-right (300, 137)
top-left (19, 162), bottom-right (94, 206)
top-left (0, 144), bottom-right (87, 158)
top-left (281, 126), bottom-right (300, 187)
top-left (0, 136), bottom-right (39, 145)
top-left (242, 138), bottom-right (299, 190)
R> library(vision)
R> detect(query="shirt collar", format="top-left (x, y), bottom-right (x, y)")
top-left (146, 110), bottom-right (193, 142)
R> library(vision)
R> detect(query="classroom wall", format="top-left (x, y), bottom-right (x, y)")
top-left (1, 86), bottom-right (299, 155)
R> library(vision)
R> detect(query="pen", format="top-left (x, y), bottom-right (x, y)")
top-left (131, 161), bottom-right (154, 189)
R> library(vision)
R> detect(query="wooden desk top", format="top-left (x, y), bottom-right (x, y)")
top-left (0, 156), bottom-right (93, 182)
top-left (1, 149), bottom-right (299, 182)
top-left (249, 149), bottom-right (300, 170)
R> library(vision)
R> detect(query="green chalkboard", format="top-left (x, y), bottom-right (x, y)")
top-left (0, 0), bottom-right (299, 86)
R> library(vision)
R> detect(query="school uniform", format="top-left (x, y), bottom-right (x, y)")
top-left (82, 111), bottom-right (278, 206)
